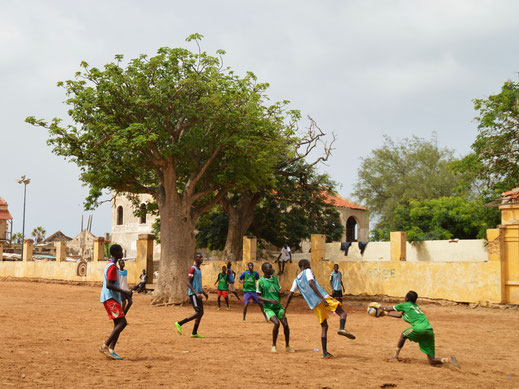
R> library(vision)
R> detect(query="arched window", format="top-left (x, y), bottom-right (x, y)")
top-left (139, 203), bottom-right (147, 224)
top-left (117, 206), bottom-right (124, 225)
top-left (346, 216), bottom-right (358, 242)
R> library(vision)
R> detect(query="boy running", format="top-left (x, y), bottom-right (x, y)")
top-left (329, 264), bottom-right (345, 303)
top-left (99, 244), bottom-right (132, 360)
top-left (118, 259), bottom-right (132, 315)
top-left (226, 261), bottom-right (240, 301)
top-left (175, 253), bottom-right (208, 338)
top-left (239, 262), bottom-right (268, 322)
top-left (285, 259), bottom-right (355, 359)
top-left (257, 262), bottom-right (294, 353)
top-left (215, 265), bottom-right (230, 310)
top-left (378, 291), bottom-right (460, 367)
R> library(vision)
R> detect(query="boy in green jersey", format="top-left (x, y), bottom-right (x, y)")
top-left (214, 266), bottom-right (230, 311)
top-left (257, 262), bottom-right (294, 353)
top-left (239, 262), bottom-right (268, 322)
top-left (380, 291), bottom-right (460, 367)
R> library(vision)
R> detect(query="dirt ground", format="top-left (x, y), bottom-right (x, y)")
top-left (1, 280), bottom-right (519, 388)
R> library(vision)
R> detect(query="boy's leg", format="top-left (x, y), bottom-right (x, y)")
top-left (277, 260), bottom-right (282, 275)
top-left (243, 302), bottom-right (249, 321)
top-left (333, 304), bottom-right (356, 339)
top-left (176, 295), bottom-right (203, 334)
top-left (270, 316), bottom-right (280, 351)
top-left (225, 296), bottom-right (230, 309)
top-left (105, 317), bottom-right (127, 351)
top-left (393, 333), bottom-right (407, 359)
top-left (123, 297), bottom-right (132, 315)
top-left (259, 302), bottom-right (268, 321)
top-left (321, 320), bottom-right (331, 358)
top-left (218, 296), bottom-right (221, 309)
top-left (280, 317), bottom-right (291, 349)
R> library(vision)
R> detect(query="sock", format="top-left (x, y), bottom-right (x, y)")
top-left (193, 322), bottom-right (200, 335)
top-left (321, 337), bottom-right (327, 355)
top-left (339, 318), bottom-right (346, 330)
top-left (109, 348), bottom-right (114, 353)
top-left (441, 357), bottom-right (449, 363)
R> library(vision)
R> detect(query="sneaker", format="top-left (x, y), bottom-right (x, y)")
top-left (174, 321), bottom-right (183, 335)
top-left (190, 333), bottom-right (204, 338)
top-left (107, 351), bottom-right (123, 360)
top-left (450, 355), bottom-right (461, 369)
top-left (323, 352), bottom-right (334, 359)
top-left (337, 329), bottom-right (356, 339)
top-left (271, 346), bottom-right (277, 353)
top-left (217, 307), bottom-right (221, 311)
top-left (226, 307), bottom-right (230, 311)
top-left (285, 346), bottom-right (295, 353)
top-left (242, 319), bottom-right (246, 323)
top-left (99, 344), bottom-right (110, 357)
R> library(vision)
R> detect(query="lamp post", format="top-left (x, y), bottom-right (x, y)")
top-left (17, 175), bottom-right (30, 260)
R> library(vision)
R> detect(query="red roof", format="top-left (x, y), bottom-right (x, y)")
top-left (0, 197), bottom-right (7, 206)
top-left (325, 193), bottom-right (366, 210)
top-left (0, 210), bottom-right (12, 220)
top-left (501, 188), bottom-right (519, 200)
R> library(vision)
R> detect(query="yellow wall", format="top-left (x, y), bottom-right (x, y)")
top-left (199, 259), bottom-right (502, 304)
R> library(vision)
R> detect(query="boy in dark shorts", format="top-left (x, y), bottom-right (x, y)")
top-left (175, 253), bottom-right (208, 338)
top-left (329, 264), bottom-right (345, 303)
top-left (215, 265), bottom-right (230, 311)
top-left (239, 262), bottom-right (268, 322)
top-left (226, 261), bottom-right (240, 301)
top-left (118, 259), bottom-right (132, 315)
top-left (285, 259), bottom-right (355, 359)
top-left (379, 291), bottom-right (460, 367)
top-left (99, 244), bottom-right (132, 360)
top-left (257, 262), bottom-right (294, 353)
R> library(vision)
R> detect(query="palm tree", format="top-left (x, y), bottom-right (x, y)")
top-left (12, 232), bottom-right (22, 244)
top-left (31, 226), bottom-right (46, 243)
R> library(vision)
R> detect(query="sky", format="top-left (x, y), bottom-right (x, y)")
top-left (1, 0), bottom-right (518, 239)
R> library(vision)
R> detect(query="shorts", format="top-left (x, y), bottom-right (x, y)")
top-left (279, 257), bottom-right (291, 262)
top-left (265, 305), bottom-right (284, 320)
top-left (243, 291), bottom-right (260, 304)
top-left (189, 294), bottom-right (204, 314)
top-left (332, 289), bottom-right (343, 299)
top-left (403, 327), bottom-right (435, 357)
top-left (217, 290), bottom-right (228, 298)
top-left (228, 283), bottom-right (236, 292)
top-left (103, 299), bottom-right (125, 320)
top-left (313, 296), bottom-right (341, 324)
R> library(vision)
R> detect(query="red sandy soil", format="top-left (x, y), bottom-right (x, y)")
top-left (1, 280), bottom-right (519, 388)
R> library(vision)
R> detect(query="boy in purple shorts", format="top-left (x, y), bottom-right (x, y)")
top-left (239, 262), bottom-right (268, 322)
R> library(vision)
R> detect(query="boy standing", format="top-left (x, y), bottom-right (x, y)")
top-left (257, 262), bottom-right (294, 353)
top-left (284, 259), bottom-right (355, 359)
top-left (215, 265), bottom-right (230, 310)
top-left (329, 264), bottom-right (345, 303)
top-left (378, 291), bottom-right (460, 367)
top-left (175, 253), bottom-right (208, 338)
top-left (226, 261), bottom-right (241, 301)
top-left (239, 262), bottom-right (268, 322)
top-left (99, 244), bottom-right (132, 360)
top-left (118, 259), bottom-right (133, 315)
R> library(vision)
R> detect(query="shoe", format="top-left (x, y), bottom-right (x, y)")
top-left (217, 307), bottom-right (221, 311)
top-left (99, 344), bottom-right (110, 358)
top-left (107, 351), bottom-right (123, 360)
top-left (174, 321), bottom-right (182, 335)
top-left (190, 333), bottom-right (205, 338)
top-left (226, 307), bottom-right (230, 311)
top-left (450, 355), bottom-right (461, 369)
top-left (337, 329), bottom-right (356, 339)
top-left (271, 346), bottom-right (277, 353)
top-left (323, 352), bottom-right (334, 359)
top-left (286, 346), bottom-right (295, 353)
top-left (242, 319), bottom-right (246, 323)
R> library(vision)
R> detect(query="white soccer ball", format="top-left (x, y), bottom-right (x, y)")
top-left (367, 306), bottom-right (381, 317)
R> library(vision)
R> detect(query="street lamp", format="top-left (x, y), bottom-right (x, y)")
top-left (17, 175), bottom-right (30, 260)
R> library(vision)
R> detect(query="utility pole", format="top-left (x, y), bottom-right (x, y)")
top-left (17, 175), bottom-right (30, 260)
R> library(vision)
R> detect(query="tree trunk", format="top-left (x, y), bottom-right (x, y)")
top-left (221, 193), bottom-right (260, 262)
top-left (152, 189), bottom-right (196, 305)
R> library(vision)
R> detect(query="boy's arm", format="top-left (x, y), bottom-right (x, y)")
top-left (284, 291), bottom-right (295, 311)
top-left (106, 280), bottom-right (132, 296)
top-left (214, 274), bottom-right (219, 285)
top-left (239, 272), bottom-right (245, 283)
top-left (308, 279), bottom-right (328, 306)
top-left (341, 280), bottom-right (345, 292)
top-left (381, 305), bottom-right (403, 318)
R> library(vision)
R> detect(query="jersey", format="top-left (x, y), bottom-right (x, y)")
top-left (100, 259), bottom-right (121, 303)
top-left (227, 269), bottom-right (235, 283)
top-left (118, 268), bottom-right (128, 290)
top-left (257, 276), bottom-right (281, 309)
top-left (291, 268), bottom-right (329, 310)
top-left (240, 270), bottom-right (259, 292)
top-left (188, 265), bottom-right (202, 296)
top-left (217, 273), bottom-right (229, 291)
top-left (394, 302), bottom-right (432, 330)
top-left (330, 271), bottom-right (342, 291)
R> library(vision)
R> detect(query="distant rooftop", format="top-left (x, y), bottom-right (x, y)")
top-left (325, 193), bottom-right (366, 210)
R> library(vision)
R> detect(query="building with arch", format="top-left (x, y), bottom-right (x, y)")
top-left (326, 194), bottom-right (369, 242)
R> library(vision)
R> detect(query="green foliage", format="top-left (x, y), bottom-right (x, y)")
top-left (353, 134), bottom-right (463, 230)
top-left (26, 36), bottom-right (297, 217)
top-left (31, 226), bottom-right (46, 243)
top-left (452, 80), bottom-right (519, 198)
top-left (12, 232), bottom-right (22, 244)
top-left (370, 196), bottom-right (500, 241)
top-left (195, 208), bottom-right (228, 251)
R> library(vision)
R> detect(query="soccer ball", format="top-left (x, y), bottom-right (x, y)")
top-left (367, 305), bottom-right (382, 317)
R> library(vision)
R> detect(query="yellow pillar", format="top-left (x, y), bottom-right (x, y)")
top-left (486, 229), bottom-right (502, 262)
top-left (501, 221), bottom-right (519, 303)
top-left (137, 234), bottom-right (154, 284)
top-left (311, 234), bottom-right (326, 263)
top-left (242, 236), bottom-right (257, 262)
top-left (390, 231), bottom-right (407, 261)
top-left (0, 242), bottom-right (4, 261)
top-left (93, 237), bottom-right (105, 262)
top-left (55, 241), bottom-right (67, 262)
top-left (23, 239), bottom-right (34, 261)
